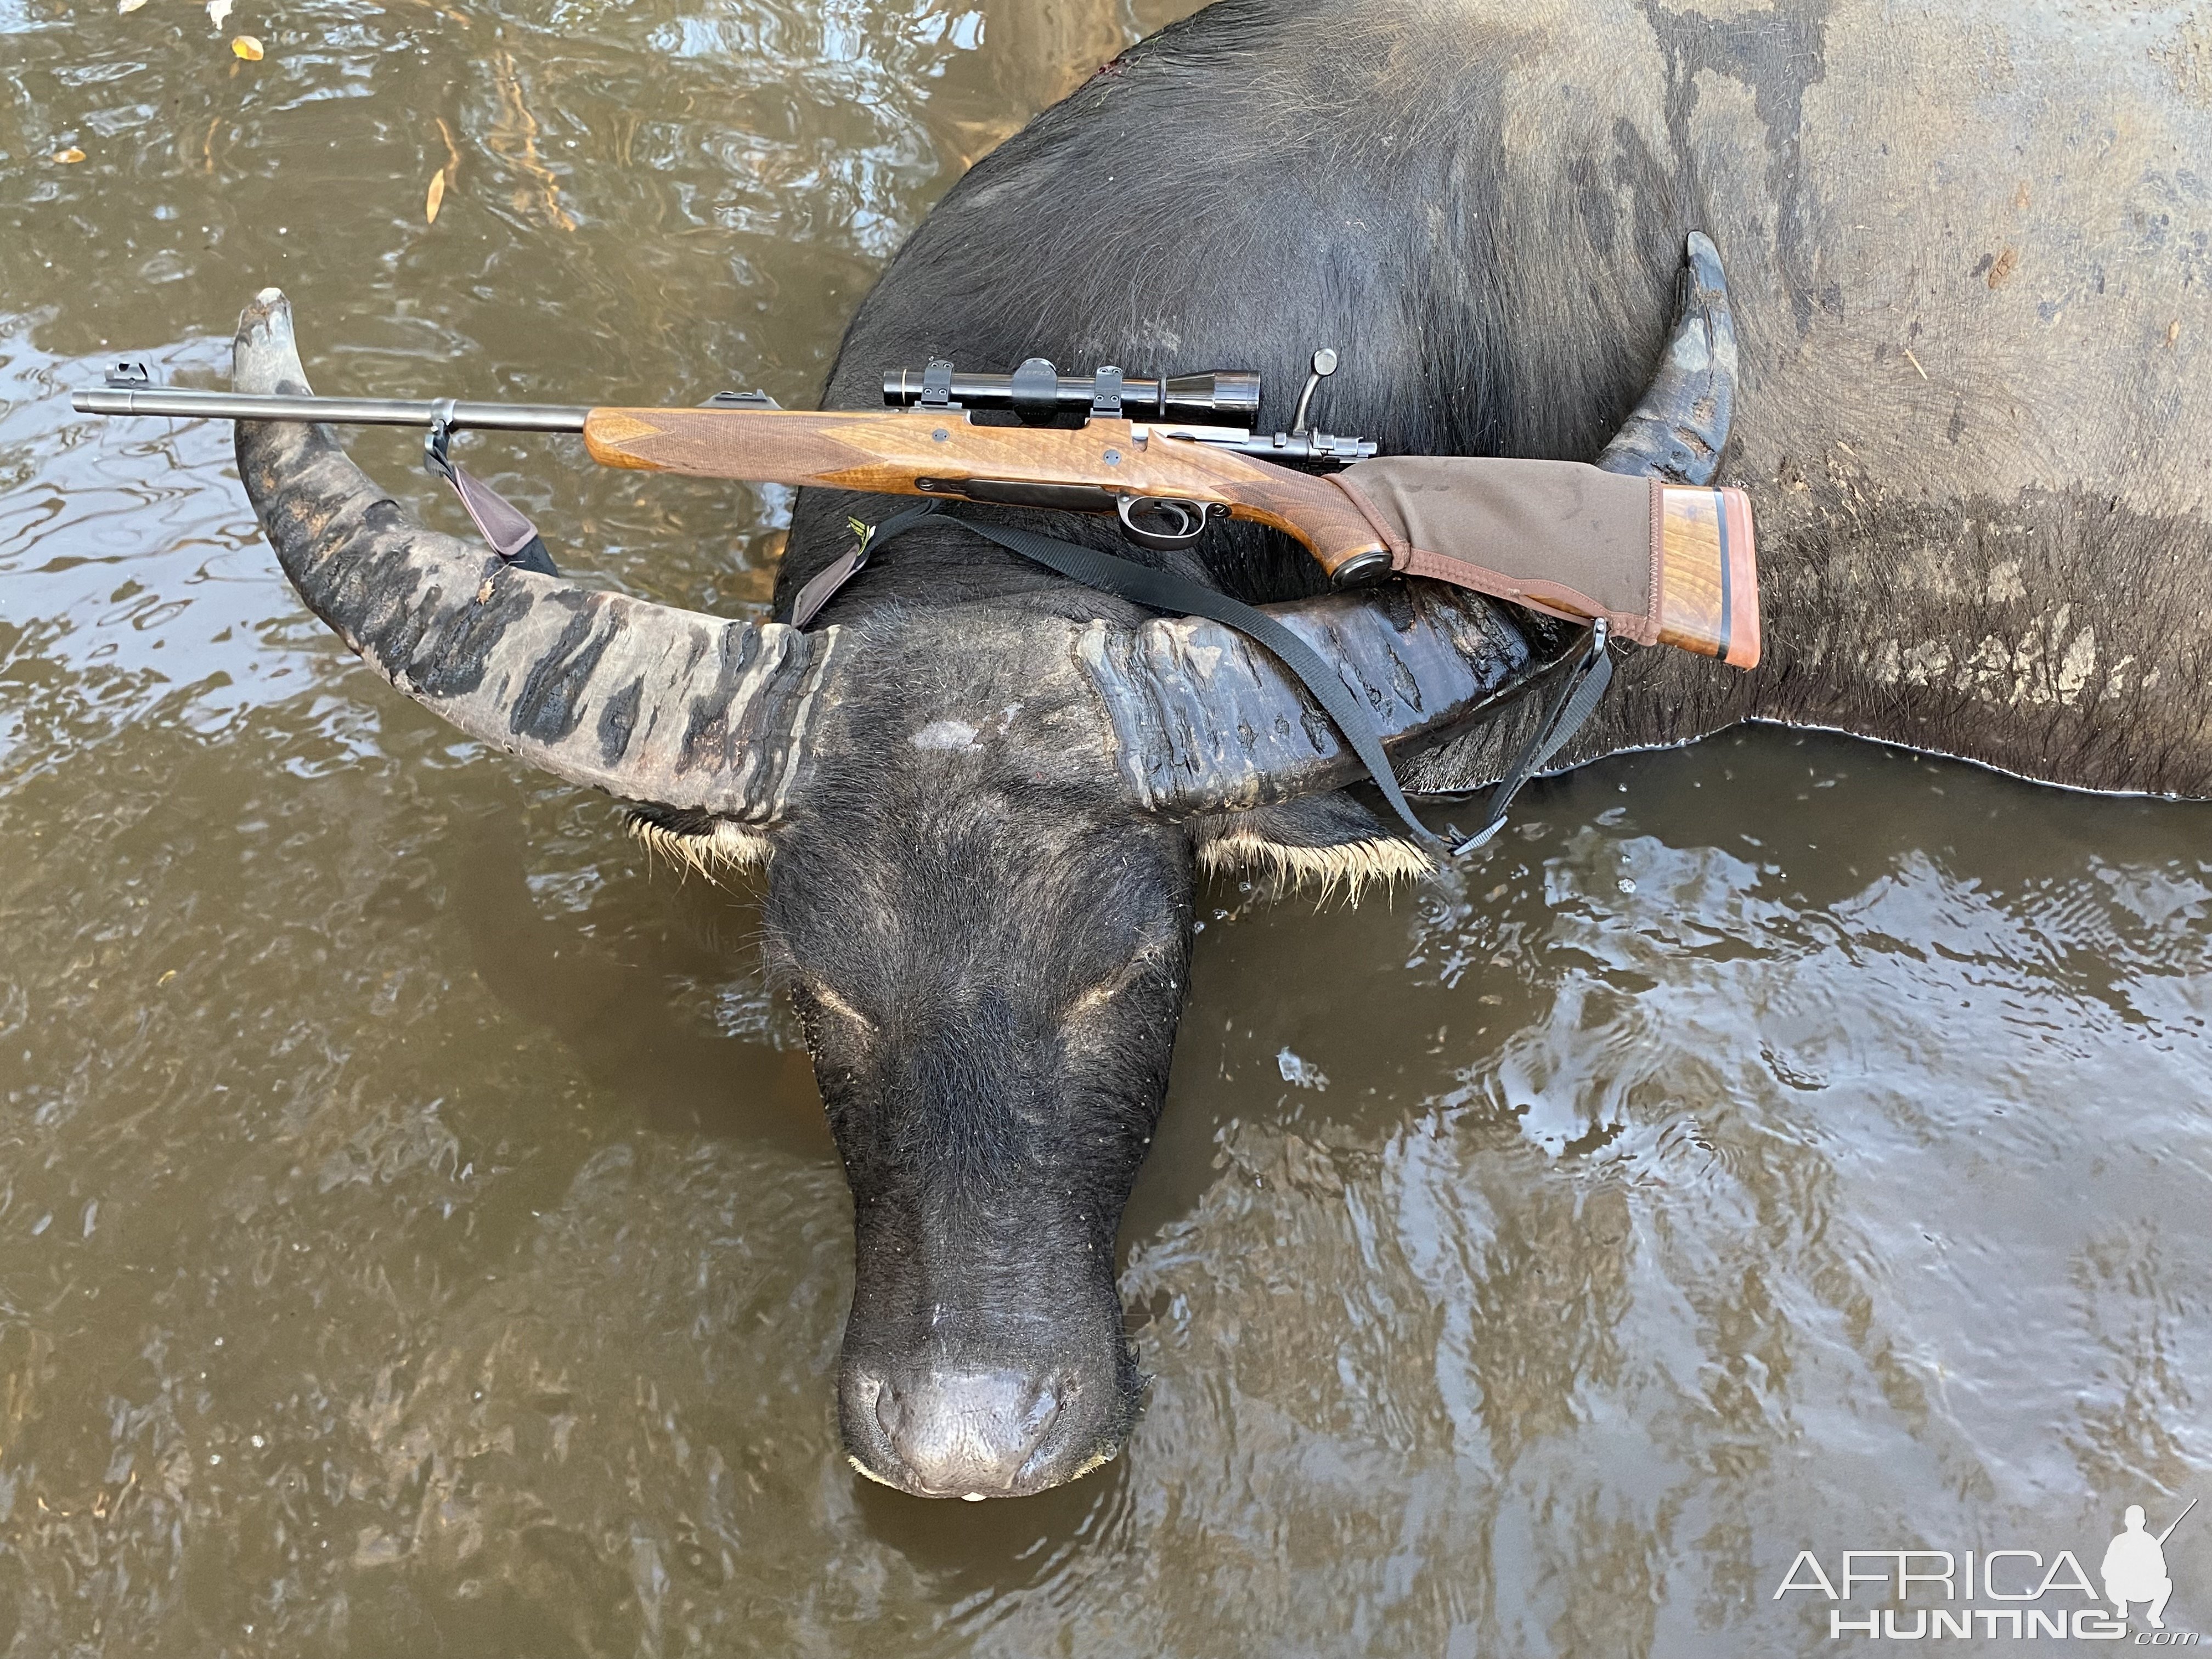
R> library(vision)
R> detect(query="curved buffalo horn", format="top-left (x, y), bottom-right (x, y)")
top-left (232, 289), bottom-right (833, 822)
top-left (1596, 231), bottom-right (1735, 486)
top-left (1109, 232), bottom-right (1740, 818)
top-left (1080, 582), bottom-right (1531, 817)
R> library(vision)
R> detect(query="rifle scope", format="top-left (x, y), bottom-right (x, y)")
top-left (883, 357), bottom-right (1261, 422)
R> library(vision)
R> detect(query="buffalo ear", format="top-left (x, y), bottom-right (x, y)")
top-left (626, 806), bottom-right (775, 882)
top-left (1192, 794), bottom-right (1435, 902)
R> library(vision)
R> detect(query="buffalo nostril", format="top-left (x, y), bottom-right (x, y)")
top-left (873, 1368), bottom-right (1068, 1497)
top-left (871, 1374), bottom-right (901, 1443)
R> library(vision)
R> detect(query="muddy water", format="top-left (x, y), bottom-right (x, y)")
top-left (4, 2), bottom-right (2210, 1654)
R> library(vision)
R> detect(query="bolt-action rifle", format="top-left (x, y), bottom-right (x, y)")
top-left (74, 346), bottom-right (1758, 665)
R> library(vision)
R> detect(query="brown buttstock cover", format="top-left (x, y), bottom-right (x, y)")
top-left (1329, 457), bottom-right (1759, 668)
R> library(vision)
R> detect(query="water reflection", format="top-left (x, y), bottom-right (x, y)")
top-left (4, 0), bottom-right (2211, 1652)
top-left (1124, 733), bottom-right (2211, 1650)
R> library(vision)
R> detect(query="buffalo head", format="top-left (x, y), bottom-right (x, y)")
top-left (230, 235), bottom-right (1733, 1497)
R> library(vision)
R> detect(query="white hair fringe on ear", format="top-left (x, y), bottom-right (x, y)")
top-left (628, 809), bottom-right (1434, 901)
top-left (625, 811), bottom-right (773, 883)
top-left (1194, 829), bottom-right (1435, 904)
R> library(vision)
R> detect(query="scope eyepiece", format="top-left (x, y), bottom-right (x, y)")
top-left (884, 357), bottom-right (1261, 422)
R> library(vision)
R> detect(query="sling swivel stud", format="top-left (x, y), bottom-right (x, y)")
top-left (422, 398), bottom-right (459, 483)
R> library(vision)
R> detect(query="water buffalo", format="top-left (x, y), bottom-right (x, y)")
top-left (232, 0), bottom-right (2210, 1499)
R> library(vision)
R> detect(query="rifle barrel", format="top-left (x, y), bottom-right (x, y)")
top-left (70, 387), bottom-right (589, 433)
top-left (2158, 1497), bottom-right (2197, 1545)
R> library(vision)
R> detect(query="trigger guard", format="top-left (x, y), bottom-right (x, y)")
top-left (1115, 494), bottom-right (1218, 552)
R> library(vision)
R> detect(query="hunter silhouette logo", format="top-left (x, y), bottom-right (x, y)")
top-left (2105, 1502), bottom-right (2194, 1630)
top-left (1773, 1498), bottom-right (2200, 1641)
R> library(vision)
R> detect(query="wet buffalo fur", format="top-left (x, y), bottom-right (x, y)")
top-left (757, 650), bottom-right (1198, 1489)
top-left (723, 0), bottom-right (1697, 1492)
top-left (670, 0), bottom-right (2210, 1492)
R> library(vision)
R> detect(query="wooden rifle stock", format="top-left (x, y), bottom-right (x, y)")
top-left (1653, 486), bottom-right (1760, 668)
top-left (582, 404), bottom-right (1390, 575)
top-left (581, 405), bottom-right (1756, 665)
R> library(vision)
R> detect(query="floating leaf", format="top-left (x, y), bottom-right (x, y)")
top-left (231, 34), bottom-right (263, 59)
top-left (425, 167), bottom-right (446, 224)
top-left (487, 49), bottom-right (577, 232)
top-left (53, 148), bottom-right (86, 164)
top-left (206, 0), bottom-right (232, 25)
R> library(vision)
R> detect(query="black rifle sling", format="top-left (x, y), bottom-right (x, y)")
top-left (848, 503), bottom-right (1617, 856)
top-left (790, 502), bottom-right (940, 629)
top-left (1448, 618), bottom-right (1611, 855)
top-left (939, 515), bottom-right (1442, 848)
